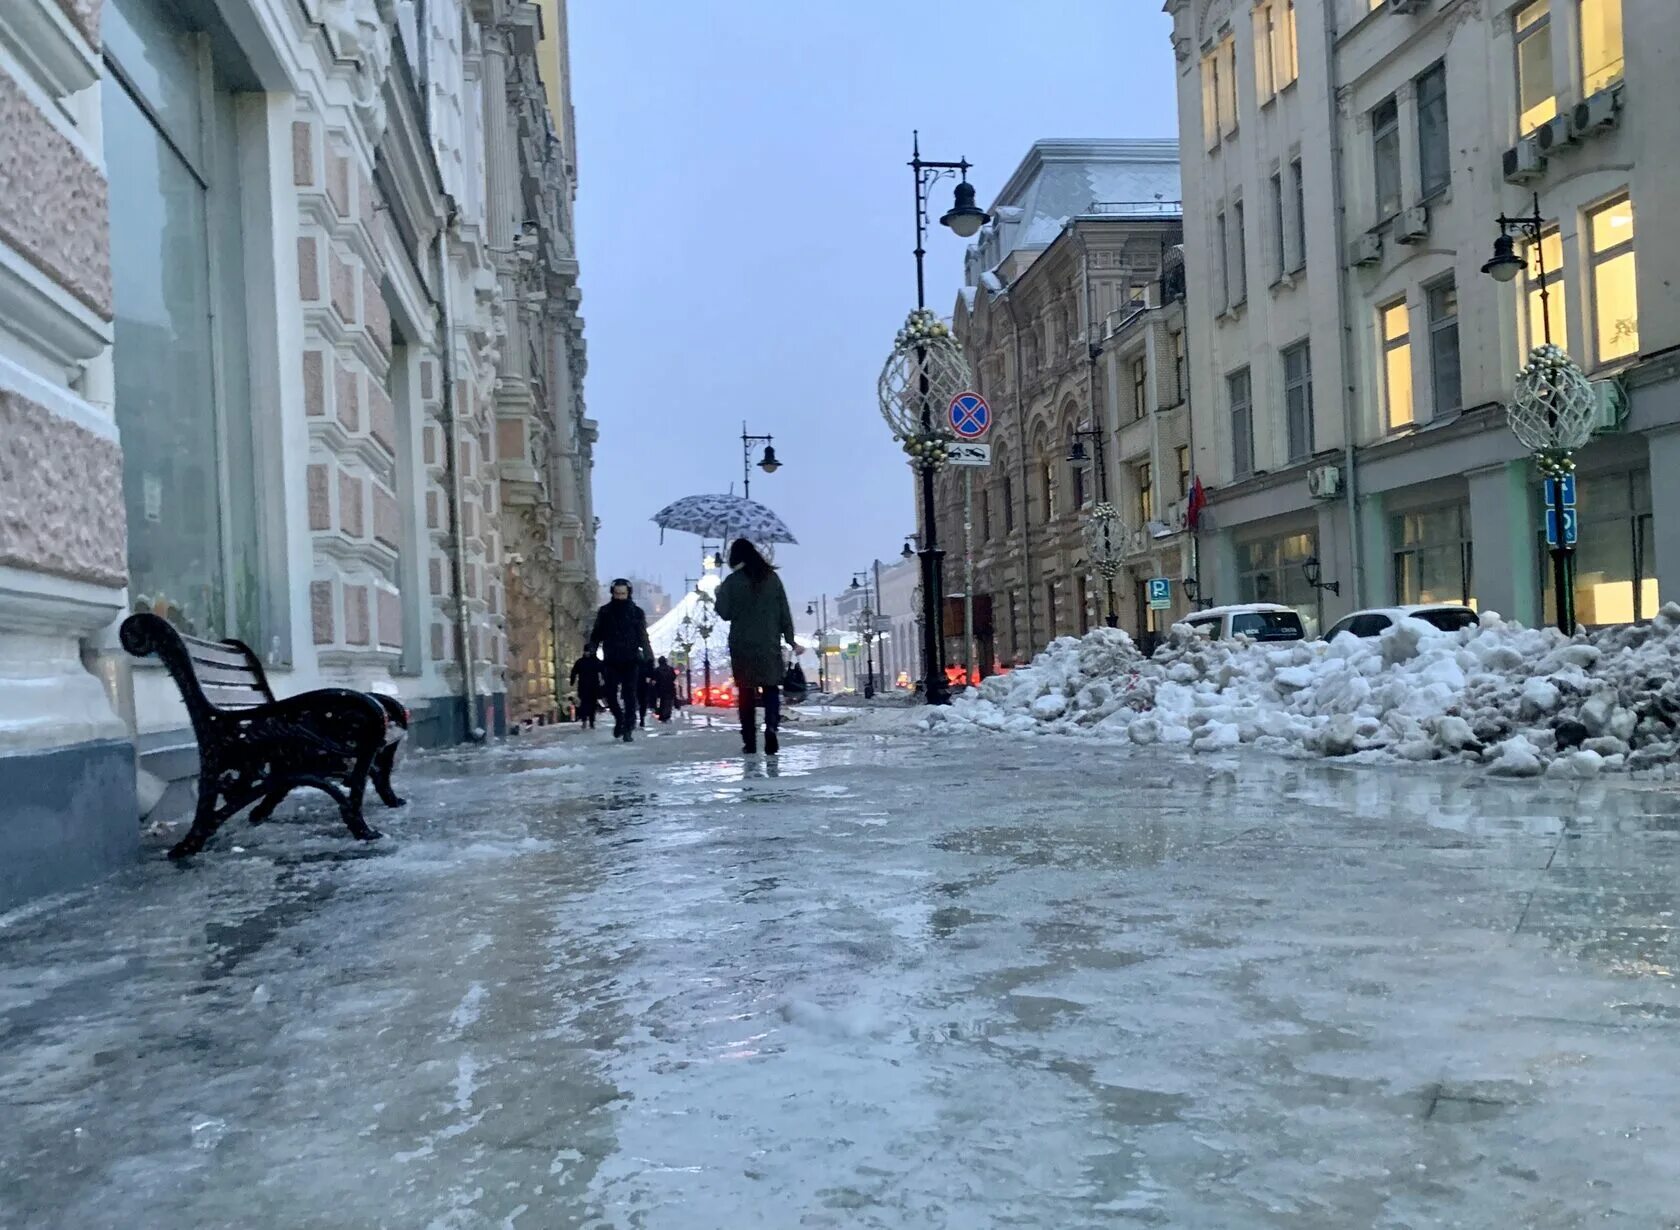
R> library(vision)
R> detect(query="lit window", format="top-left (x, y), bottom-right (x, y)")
top-left (1381, 300), bottom-right (1414, 430)
top-left (1589, 193), bottom-right (1638, 364)
top-left (1580, 0), bottom-right (1624, 95)
top-left (1372, 95), bottom-right (1401, 221)
top-left (1132, 356), bottom-right (1147, 420)
top-left (1177, 445), bottom-right (1191, 498)
top-left (1515, 0), bottom-right (1556, 134)
top-left (1279, 1), bottom-right (1299, 87)
top-left (1137, 462), bottom-right (1154, 525)
top-left (1218, 35), bottom-right (1239, 138)
top-left (1201, 50), bottom-right (1219, 149)
top-left (1526, 226), bottom-right (1566, 351)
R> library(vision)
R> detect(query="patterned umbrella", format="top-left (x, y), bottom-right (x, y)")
top-left (651, 494), bottom-right (798, 545)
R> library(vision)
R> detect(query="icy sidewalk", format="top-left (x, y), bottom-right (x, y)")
top-left (1, 725), bottom-right (1679, 1227)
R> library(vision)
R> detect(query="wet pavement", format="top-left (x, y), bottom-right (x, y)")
top-left (3, 712), bottom-right (1680, 1228)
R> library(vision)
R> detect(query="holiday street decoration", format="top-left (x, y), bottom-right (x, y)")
top-left (1082, 502), bottom-right (1127, 580)
top-left (1508, 343), bottom-right (1597, 474)
top-left (877, 308), bottom-right (973, 471)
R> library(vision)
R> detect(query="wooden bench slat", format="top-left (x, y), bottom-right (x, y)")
top-left (186, 646), bottom-right (254, 671)
top-left (191, 663), bottom-right (267, 689)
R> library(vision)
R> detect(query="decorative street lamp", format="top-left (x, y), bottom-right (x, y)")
top-left (694, 583), bottom-right (716, 703)
top-left (875, 132), bottom-right (988, 708)
top-left (850, 573), bottom-right (878, 699)
top-left (1480, 192), bottom-right (1596, 634)
top-left (1080, 502), bottom-right (1126, 627)
top-left (1302, 555), bottom-right (1340, 597)
top-left (1070, 427), bottom-right (1115, 625)
top-left (806, 597), bottom-right (829, 693)
top-left (741, 422), bottom-right (780, 501)
top-left (1182, 575), bottom-right (1203, 608)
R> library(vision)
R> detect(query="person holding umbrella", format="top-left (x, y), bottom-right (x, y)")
top-left (714, 538), bottom-right (800, 756)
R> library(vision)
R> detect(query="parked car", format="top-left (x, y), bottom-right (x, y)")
top-left (1177, 603), bottom-right (1307, 642)
top-left (1322, 603), bottom-right (1478, 639)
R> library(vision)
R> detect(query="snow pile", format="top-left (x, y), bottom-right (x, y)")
top-left (924, 606), bottom-right (1680, 777)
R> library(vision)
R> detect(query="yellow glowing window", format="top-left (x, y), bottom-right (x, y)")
top-left (1515, 0), bottom-right (1556, 134)
top-left (1381, 300), bottom-right (1414, 429)
top-left (1589, 194), bottom-right (1638, 363)
top-left (1580, 0), bottom-right (1624, 95)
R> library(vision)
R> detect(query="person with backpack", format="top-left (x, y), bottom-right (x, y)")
top-left (588, 578), bottom-right (653, 742)
top-left (713, 539), bottom-right (800, 756)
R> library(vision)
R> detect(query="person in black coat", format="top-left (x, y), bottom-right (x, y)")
top-left (636, 662), bottom-right (656, 728)
top-left (569, 643), bottom-right (604, 728)
top-left (653, 656), bottom-right (679, 722)
top-left (589, 578), bottom-right (653, 741)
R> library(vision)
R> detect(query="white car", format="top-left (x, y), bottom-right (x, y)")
top-left (1178, 603), bottom-right (1307, 642)
top-left (1323, 604), bottom-right (1478, 639)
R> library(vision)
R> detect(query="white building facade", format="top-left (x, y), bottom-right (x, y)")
top-left (1167, 0), bottom-right (1672, 635)
top-left (0, 0), bottom-right (593, 908)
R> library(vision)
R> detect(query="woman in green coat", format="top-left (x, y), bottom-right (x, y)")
top-left (714, 538), bottom-right (800, 755)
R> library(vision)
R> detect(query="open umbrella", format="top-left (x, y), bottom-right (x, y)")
top-left (652, 493), bottom-right (798, 546)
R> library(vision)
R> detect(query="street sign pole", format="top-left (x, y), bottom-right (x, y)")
top-left (1543, 473), bottom-right (1578, 635)
top-left (948, 392), bottom-right (992, 687)
top-left (964, 468), bottom-right (976, 687)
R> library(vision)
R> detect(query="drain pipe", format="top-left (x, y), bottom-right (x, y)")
top-left (999, 287), bottom-right (1034, 658)
top-left (436, 201), bottom-right (485, 741)
top-left (1324, 7), bottom-right (1365, 605)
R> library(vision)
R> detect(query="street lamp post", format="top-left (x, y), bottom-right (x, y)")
top-left (692, 582), bottom-right (716, 704)
top-left (1069, 427), bottom-right (1116, 626)
top-left (850, 573), bottom-right (877, 699)
top-left (1480, 192), bottom-right (1595, 636)
top-left (741, 423), bottom-right (780, 502)
top-left (675, 614), bottom-right (696, 704)
top-left (806, 598), bottom-right (829, 693)
top-left (904, 132), bottom-right (987, 706)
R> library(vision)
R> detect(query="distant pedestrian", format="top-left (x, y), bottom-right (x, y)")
top-left (568, 643), bottom-right (604, 729)
top-left (636, 661), bottom-right (656, 728)
top-left (713, 538), bottom-right (799, 756)
top-left (782, 658), bottom-right (809, 705)
top-left (654, 656), bottom-right (679, 722)
top-left (589, 579), bottom-right (653, 742)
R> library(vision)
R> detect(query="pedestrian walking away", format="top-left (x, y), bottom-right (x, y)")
top-left (713, 538), bottom-right (800, 756)
top-left (636, 661), bottom-right (656, 728)
top-left (589, 579), bottom-right (653, 741)
top-left (568, 643), bottom-right (605, 729)
top-left (653, 656), bottom-right (678, 723)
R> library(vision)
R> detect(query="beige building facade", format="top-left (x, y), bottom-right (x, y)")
top-left (0, 0), bottom-right (594, 908)
top-left (1167, 0), bottom-right (1676, 635)
top-left (937, 139), bottom-right (1185, 666)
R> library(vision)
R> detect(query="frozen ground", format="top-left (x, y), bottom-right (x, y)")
top-left (3, 712), bottom-right (1680, 1228)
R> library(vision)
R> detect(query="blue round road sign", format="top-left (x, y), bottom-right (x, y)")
top-left (949, 392), bottom-right (991, 440)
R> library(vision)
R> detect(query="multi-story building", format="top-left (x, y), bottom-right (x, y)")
top-left (0, 0), bottom-right (593, 907)
top-left (938, 139), bottom-right (1183, 666)
top-left (1167, 0), bottom-right (1670, 635)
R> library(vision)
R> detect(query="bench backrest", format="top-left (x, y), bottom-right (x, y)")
top-left (120, 613), bottom-right (279, 737)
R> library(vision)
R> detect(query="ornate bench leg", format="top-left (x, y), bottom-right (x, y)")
top-left (248, 787), bottom-right (291, 825)
top-left (169, 777), bottom-right (227, 860)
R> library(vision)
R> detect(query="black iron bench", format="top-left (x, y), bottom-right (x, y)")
top-left (120, 613), bottom-right (407, 859)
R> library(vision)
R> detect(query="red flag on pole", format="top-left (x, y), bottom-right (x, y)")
top-left (1186, 476), bottom-right (1207, 531)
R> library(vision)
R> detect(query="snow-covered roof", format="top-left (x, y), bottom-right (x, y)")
top-left (1180, 603), bottom-right (1297, 618)
top-left (966, 139), bottom-right (1181, 278)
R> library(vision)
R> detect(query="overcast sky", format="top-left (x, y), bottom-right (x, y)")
top-left (570, 1), bottom-right (1177, 623)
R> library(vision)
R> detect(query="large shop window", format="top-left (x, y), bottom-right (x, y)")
top-left (1541, 469), bottom-right (1660, 627)
top-left (104, 0), bottom-right (264, 649)
top-left (1237, 531), bottom-right (1321, 637)
top-left (1392, 504), bottom-right (1473, 606)
top-left (1588, 193), bottom-right (1638, 365)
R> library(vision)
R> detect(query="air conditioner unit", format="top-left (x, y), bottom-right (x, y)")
top-left (1307, 464), bottom-right (1343, 499)
top-left (1387, 0), bottom-right (1428, 11)
top-left (1349, 233), bottom-right (1383, 267)
top-left (1536, 112), bottom-right (1578, 153)
top-left (1503, 137), bottom-right (1547, 184)
top-left (1395, 205), bottom-right (1430, 244)
top-left (1574, 87), bottom-right (1622, 137)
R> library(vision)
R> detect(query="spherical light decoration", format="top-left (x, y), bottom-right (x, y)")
top-left (1082, 502), bottom-right (1127, 581)
top-left (878, 309), bottom-right (973, 454)
top-left (1507, 344), bottom-right (1597, 455)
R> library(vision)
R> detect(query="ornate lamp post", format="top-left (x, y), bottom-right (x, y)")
top-left (849, 573), bottom-right (878, 699)
top-left (806, 598), bottom-right (829, 693)
top-left (1081, 502), bottom-right (1126, 628)
top-left (876, 133), bottom-right (987, 707)
top-left (1481, 193), bottom-right (1597, 635)
top-left (694, 585), bottom-right (716, 703)
top-left (741, 423), bottom-right (780, 501)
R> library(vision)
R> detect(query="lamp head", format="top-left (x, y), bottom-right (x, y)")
top-left (1303, 555), bottom-right (1323, 588)
top-left (1482, 233), bottom-right (1525, 284)
top-left (757, 444), bottom-right (781, 473)
top-left (901, 541), bottom-right (915, 559)
top-left (940, 179), bottom-right (989, 239)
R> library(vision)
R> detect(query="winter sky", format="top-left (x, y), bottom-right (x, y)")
top-left (571, 1), bottom-right (1177, 620)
